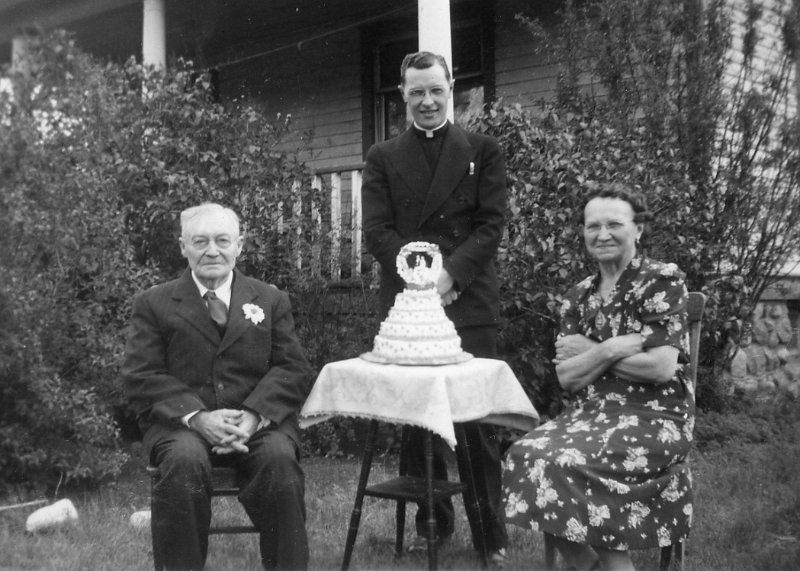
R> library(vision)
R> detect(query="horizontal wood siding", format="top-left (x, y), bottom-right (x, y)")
top-left (492, 3), bottom-right (559, 108)
top-left (727, 0), bottom-right (796, 114)
top-left (490, 2), bottom-right (599, 108)
top-left (217, 23), bottom-right (364, 171)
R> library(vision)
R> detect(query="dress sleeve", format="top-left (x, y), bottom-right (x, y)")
top-left (638, 263), bottom-right (689, 358)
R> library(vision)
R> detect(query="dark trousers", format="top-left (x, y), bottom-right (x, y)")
top-left (407, 325), bottom-right (508, 552)
top-left (149, 427), bottom-right (308, 570)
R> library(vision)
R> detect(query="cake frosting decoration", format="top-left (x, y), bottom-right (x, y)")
top-left (361, 242), bottom-right (472, 365)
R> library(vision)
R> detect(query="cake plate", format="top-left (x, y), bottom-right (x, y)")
top-left (359, 351), bottom-right (473, 366)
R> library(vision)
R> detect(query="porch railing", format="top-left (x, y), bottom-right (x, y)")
top-left (311, 163), bottom-right (365, 282)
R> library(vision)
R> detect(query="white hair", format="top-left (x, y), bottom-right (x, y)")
top-left (179, 203), bottom-right (240, 239)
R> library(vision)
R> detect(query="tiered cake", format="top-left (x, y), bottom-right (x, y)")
top-left (361, 242), bottom-right (472, 365)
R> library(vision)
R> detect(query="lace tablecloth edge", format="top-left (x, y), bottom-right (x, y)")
top-left (299, 411), bottom-right (433, 432)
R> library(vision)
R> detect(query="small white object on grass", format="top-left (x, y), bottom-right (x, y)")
top-left (129, 510), bottom-right (151, 529)
top-left (25, 499), bottom-right (78, 533)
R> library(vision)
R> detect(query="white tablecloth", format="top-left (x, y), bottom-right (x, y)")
top-left (299, 357), bottom-right (539, 448)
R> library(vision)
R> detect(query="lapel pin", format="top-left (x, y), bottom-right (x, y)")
top-left (469, 161), bottom-right (475, 175)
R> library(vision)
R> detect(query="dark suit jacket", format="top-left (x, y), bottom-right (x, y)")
top-left (122, 269), bottom-right (313, 453)
top-left (362, 123), bottom-right (506, 328)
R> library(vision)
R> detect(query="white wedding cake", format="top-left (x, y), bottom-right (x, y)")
top-left (361, 242), bottom-right (472, 365)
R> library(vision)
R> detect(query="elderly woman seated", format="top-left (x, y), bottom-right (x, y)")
top-left (503, 183), bottom-right (693, 571)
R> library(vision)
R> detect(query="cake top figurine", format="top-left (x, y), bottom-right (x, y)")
top-left (397, 241), bottom-right (443, 290)
top-left (360, 240), bottom-right (471, 365)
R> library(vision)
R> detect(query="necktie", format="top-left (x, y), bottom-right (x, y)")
top-left (204, 290), bottom-right (228, 329)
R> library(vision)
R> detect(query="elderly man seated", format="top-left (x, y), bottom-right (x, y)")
top-left (122, 203), bottom-right (313, 570)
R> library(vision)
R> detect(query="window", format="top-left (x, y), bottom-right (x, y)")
top-left (362, 4), bottom-right (494, 151)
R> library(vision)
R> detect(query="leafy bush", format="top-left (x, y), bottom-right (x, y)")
top-left (0, 32), bottom-right (146, 490)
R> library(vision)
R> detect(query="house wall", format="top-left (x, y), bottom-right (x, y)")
top-left (217, 27), bottom-right (364, 172)
top-left (493, 2), bottom-right (560, 111)
top-left (727, 0), bottom-right (797, 116)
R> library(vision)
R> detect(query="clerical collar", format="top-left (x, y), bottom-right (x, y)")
top-left (413, 120), bottom-right (449, 139)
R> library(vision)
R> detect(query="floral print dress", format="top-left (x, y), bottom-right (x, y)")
top-left (503, 257), bottom-right (694, 550)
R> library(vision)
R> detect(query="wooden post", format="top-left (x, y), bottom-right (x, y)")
top-left (311, 175), bottom-right (323, 278)
top-left (330, 172), bottom-right (342, 281)
top-left (9, 34), bottom-right (31, 102)
top-left (142, 0), bottom-right (166, 69)
top-left (292, 179), bottom-right (303, 270)
top-left (11, 35), bottom-right (31, 78)
top-left (418, 0), bottom-right (454, 122)
top-left (0, 499), bottom-right (47, 513)
top-left (350, 169), bottom-right (363, 276)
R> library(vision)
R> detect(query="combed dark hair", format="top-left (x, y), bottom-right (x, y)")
top-left (400, 51), bottom-right (451, 84)
top-left (581, 182), bottom-right (653, 224)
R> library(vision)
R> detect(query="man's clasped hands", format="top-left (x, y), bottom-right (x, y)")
top-left (188, 409), bottom-right (268, 454)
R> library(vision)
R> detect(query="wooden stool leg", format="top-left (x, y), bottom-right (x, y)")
top-left (395, 427), bottom-right (411, 558)
top-left (422, 429), bottom-right (438, 571)
top-left (341, 420), bottom-right (379, 571)
top-left (454, 424), bottom-right (488, 567)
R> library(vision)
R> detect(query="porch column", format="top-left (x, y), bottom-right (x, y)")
top-left (142, 0), bottom-right (166, 69)
top-left (11, 34), bottom-right (31, 78)
top-left (418, 0), bottom-right (454, 121)
top-left (8, 34), bottom-right (32, 102)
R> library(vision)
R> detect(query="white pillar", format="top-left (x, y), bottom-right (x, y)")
top-left (418, 0), bottom-right (454, 121)
top-left (142, 0), bottom-right (166, 69)
top-left (7, 34), bottom-right (33, 101)
top-left (11, 35), bottom-right (31, 78)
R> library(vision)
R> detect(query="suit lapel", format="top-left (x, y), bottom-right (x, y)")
top-left (174, 270), bottom-right (221, 345)
top-left (219, 269), bottom-right (259, 353)
top-left (418, 125), bottom-right (473, 226)
top-left (390, 129), bottom-right (432, 202)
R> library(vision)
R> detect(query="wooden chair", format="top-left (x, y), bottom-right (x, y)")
top-left (146, 465), bottom-right (257, 570)
top-left (543, 291), bottom-right (706, 571)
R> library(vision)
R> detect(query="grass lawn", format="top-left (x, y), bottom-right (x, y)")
top-left (1, 410), bottom-right (799, 570)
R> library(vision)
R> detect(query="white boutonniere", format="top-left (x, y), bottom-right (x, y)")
top-left (242, 303), bottom-right (265, 325)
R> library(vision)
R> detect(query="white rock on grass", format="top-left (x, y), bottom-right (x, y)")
top-left (129, 510), bottom-right (151, 529)
top-left (25, 499), bottom-right (78, 533)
